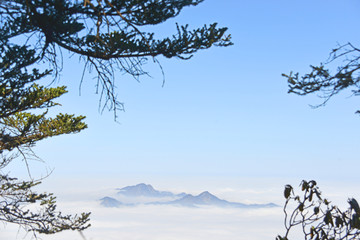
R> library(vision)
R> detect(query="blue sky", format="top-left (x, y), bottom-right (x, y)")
top-left (6, 0), bottom-right (360, 193)
top-left (3, 1), bottom-right (360, 239)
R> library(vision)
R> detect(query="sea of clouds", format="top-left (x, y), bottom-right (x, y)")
top-left (1, 202), bottom-right (284, 240)
top-left (1, 177), bottom-right (358, 240)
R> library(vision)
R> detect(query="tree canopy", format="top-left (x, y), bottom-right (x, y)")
top-left (277, 180), bottom-right (360, 240)
top-left (0, 43), bottom-right (90, 235)
top-left (283, 43), bottom-right (360, 115)
top-left (0, 0), bottom-right (231, 237)
top-left (1, 0), bottom-right (232, 117)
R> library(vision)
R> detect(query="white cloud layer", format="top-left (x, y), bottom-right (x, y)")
top-left (1, 182), bottom-right (286, 240)
top-left (1, 203), bottom-right (285, 240)
top-left (1, 178), bottom-right (358, 240)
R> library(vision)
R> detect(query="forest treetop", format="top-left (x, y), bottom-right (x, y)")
top-left (1, 0), bottom-right (232, 117)
top-left (0, 1), bottom-right (231, 236)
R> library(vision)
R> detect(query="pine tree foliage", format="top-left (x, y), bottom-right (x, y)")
top-left (0, 175), bottom-right (91, 235)
top-left (0, 0), bottom-right (231, 237)
top-left (283, 43), bottom-right (360, 115)
top-left (0, 31), bottom-right (90, 237)
top-left (0, 0), bottom-right (232, 116)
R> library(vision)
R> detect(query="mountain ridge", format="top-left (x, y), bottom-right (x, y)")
top-left (117, 183), bottom-right (186, 198)
top-left (100, 183), bottom-right (279, 209)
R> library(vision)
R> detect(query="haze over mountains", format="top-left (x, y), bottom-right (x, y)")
top-left (100, 183), bottom-right (278, 208)
top-left (117, 183), bottom-right (187, 198)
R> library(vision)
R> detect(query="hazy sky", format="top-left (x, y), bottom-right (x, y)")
top-left (3, 0), bottom-right (360, 239)
top-left (12, 0), bottom-right (358, 181)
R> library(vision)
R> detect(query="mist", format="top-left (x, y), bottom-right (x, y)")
top-left (2, 203), bottom-right (284, 240)
top-left (2, 177), bottom-right (358, 240)
top-left (1, 179), bottom-right (286, 240)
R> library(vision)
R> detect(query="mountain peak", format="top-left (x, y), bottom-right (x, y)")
top-left (101, 183), bottom-right (279, 209)
top-left (130, 183), bottom-right (154, 189)
top-left (196, 191), bottom-right (221, 203)
top-left (117, 183), bottom-right (156, 197)
top-left (133, 183), bottom-right (155, 191)
top-left (136, 183), bottom-right (152, 187)
top-left (199, 191), bottom-right (211, 196)
top-left (117, 183), bottom-right (182, 198)
top-left (100, 196), bottom-right (122, 208)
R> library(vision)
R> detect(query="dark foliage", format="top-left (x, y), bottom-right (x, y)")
top-left (277, 180), bottom-right (360, 240)
top-left (0, 0), bottom-right (232, 118)
top-left (0, 0), bottom-right (231, 237)
top-left (283, 43), bottom-right (360, 115)
top-left (0, 36), bottom-right (90, 237)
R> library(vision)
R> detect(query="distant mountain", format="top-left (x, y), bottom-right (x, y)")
top-left (155, 191), bottom-right (276, 208)
top-left (117, 183), bottom-right (186, 198)
top-left (162, 191), bottom-right (238, 207)
top-left (246, 202), bottom-right (278, 208)
top-left (100, 197), bottom-right (122, 208)
top-left (100, 183), bottom-right (278, 209)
